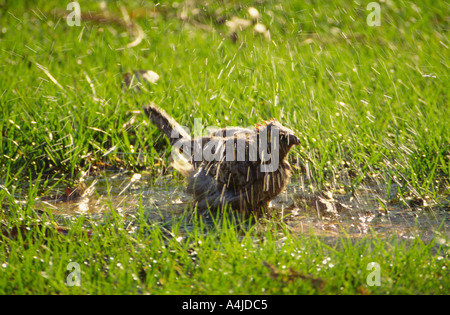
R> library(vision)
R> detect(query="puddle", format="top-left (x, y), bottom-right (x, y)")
top-left (35, 172), bottom-right (190, 226)
top-left (33, 172), bottom-right (449, 243)
top-left (279, 184), bottom-right (449, 243)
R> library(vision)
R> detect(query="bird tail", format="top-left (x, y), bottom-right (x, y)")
top-left (143, 103), bottom-right (194, 176)
top-left (143, 103), bottom-right (191, 146)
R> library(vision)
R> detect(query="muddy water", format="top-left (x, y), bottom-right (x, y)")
top-left (36, 173), bottom-right (189, 225)
top-left (35, 172), bottom-right (449, 243)
top-left (280, 184), bottom-right (449, 243)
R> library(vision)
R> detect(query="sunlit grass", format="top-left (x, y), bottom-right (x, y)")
top-left (0, 0), bottom-right (448, 294)
top-left (0, 192), bottom-right (447, 294)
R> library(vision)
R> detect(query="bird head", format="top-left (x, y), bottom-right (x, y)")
top-left (256, 119), bottom-right (300, 161)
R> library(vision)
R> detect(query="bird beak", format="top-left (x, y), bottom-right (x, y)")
top-left (288, 134), bottom-right (301, 146)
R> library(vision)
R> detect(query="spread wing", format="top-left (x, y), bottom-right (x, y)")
top-left (186, 133), bottom-right (267, 211)
top-left (196, 132), bottom-right (263, 190)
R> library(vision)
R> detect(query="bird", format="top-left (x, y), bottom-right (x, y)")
top-left (143, 103), bottom-right (300, 216)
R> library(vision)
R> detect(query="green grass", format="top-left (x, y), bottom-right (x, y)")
top-left (0, 0), bottom-right (449, 294)
top-left (0, 199), bottom-right (447, 295)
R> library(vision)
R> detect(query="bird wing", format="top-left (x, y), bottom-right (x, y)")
top-left (187, 133), bottom-right (263, 196)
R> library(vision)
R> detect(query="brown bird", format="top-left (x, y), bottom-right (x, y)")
top-left (143, 104), bottom-right (300, 216)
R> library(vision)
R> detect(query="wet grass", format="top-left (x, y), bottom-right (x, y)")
top-left (0, 0), bottom-right (449, 294)
top-left (1, 193), bottom-right (447, 295)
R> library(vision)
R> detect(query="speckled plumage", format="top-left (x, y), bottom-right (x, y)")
top-left (144, 104), bottom-right (300, 215)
